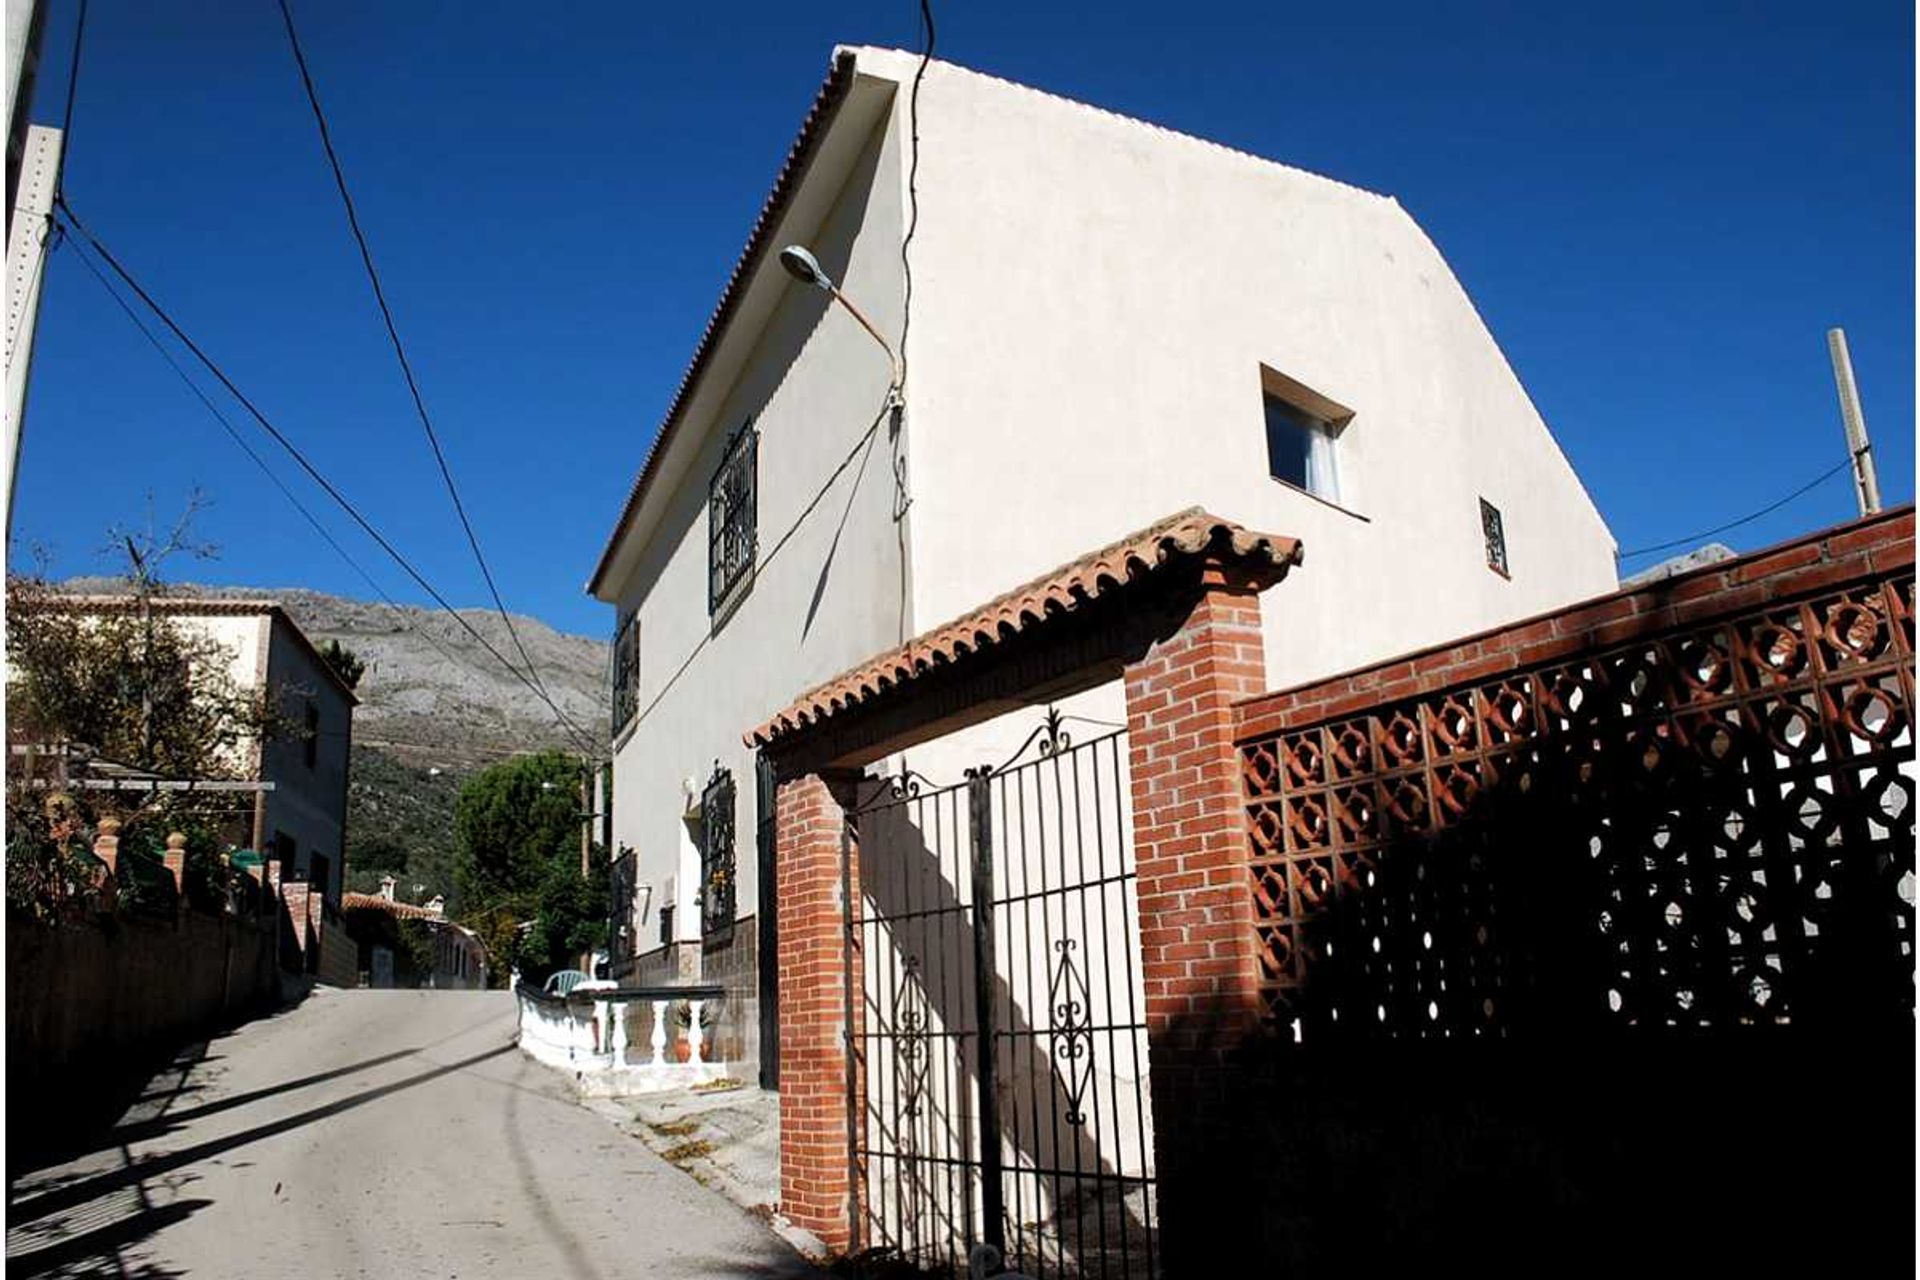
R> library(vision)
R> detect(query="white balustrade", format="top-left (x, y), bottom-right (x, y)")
top-left (650, 999), bottom-right (669, 1066)
top-left (514, 988), bottom-right (727, 1097)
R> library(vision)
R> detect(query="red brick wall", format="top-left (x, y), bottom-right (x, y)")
top-left (1120, 575), bottom-right (1271, 1271)
top-left (774, 772), bottom-right (858, 1250)
top-left (1236, 506), bottom-right (1914, 739)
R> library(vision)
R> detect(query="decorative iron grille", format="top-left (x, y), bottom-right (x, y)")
top-left (708, 421), bottom-right (758, 615)
top-left (608, 847), bottom-right (637, 976)
top-left (701, 762), bottom-right (737, 942)
top-left (611, 609), bottom-right (639, 733)
top-left (1480, 497), bottom-right (1507, 576)
top-left (1240, 568), bottom-right (1916, 1042)
top-left (847, 718), bottom-right (1157, 1278)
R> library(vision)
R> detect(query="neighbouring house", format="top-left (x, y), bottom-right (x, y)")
top-left (24, 595), bottom-right (357, 904)
top-left (585, 47), bottom-right (1616, 1085)
top-left (340, 875), bottom-right (488, 989)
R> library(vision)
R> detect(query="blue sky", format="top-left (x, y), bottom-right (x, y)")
top-left (13, 0), bottom-right (1913, 640)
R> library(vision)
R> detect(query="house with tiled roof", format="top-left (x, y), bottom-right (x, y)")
top-left (22, 594), bottom-right (357, 903)
top-left (585, 47), bottom-right (1616, 1085)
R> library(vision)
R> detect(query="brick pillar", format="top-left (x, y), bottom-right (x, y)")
top-left (92, 816), bottom-right (122, 881)
top-left (1122, 572), bottom-right (1270, 1272)
top-left (163, 831), bottom-right (188, 895)
top-left (775, 770), bottom-right (860, 1251)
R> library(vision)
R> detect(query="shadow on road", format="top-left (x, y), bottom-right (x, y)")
top-left (9, 1042), bottom-right (516, 1231)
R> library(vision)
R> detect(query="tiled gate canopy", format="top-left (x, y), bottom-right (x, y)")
top-left (746, 507), bottom-right (1302, 750)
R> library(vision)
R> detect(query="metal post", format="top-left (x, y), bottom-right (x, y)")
top-left (967, 767), bottom-right (1006, 1257)
top-left (841, 810), bottom-right (862, 1253)
top-left (1827, 328), bottom-right (1882, 517)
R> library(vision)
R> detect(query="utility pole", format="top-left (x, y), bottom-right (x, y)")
top-left (1827, 328), bottom-right (1882, 518)
top-left (4, 119), bottom-right (60, 542)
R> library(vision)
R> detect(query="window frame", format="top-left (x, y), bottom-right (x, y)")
top-left (1259, 365), bottom-right (1356, 510)
top-left (707, 420), bottom-right (759, 618)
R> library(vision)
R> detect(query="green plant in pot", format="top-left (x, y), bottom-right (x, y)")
top-left (670, 1000), bottom-right (718, 1062)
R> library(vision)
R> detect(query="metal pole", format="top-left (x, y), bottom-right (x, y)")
top-left (1827, 328), bottom-right (1882, 517)
top-left (966, 767), bottom-right (1006, 1258)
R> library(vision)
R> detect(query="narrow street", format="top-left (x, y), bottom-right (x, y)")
top-left (6, 990), bottom-right (812, 1279)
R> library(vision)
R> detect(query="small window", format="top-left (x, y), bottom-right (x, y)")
top-left (660, 901), bottom-right (676, 948)
top-left (1260, 367), bottom-right (1351, 505)
top-left (304, 702), bottom-right (320, 768)
top-left (611, 609), bottom-right (639, 733)
top-left (1481, 498), bottom-right (1509, 577)
top-left (708, 420), bottom-right (759, 616)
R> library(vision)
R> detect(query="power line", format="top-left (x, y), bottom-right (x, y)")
top-left (272, 0), bottom-right (593, 755)
top-left (1615, 457), bottom-right (1854, 561)
top-left (60, 228), bottom-right (502, 697)
top-left (896, 0), bottom-right (935, 397)
top-left (53, 199), bottom-right (600, 755)
top-left (56, 0), bottom-right (89, 176)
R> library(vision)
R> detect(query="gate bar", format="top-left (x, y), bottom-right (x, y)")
top-left (967, 767), bottom-right (1006, 1258)
top-left (842, 811), bottom-right (862, 1250)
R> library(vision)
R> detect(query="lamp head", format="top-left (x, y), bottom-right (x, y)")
top-left (778, 244), bottom-right (833, 291)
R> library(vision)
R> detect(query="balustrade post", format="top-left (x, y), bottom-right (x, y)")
top-left (687, 1000), bottom-right (706, 1066)
top-left (650, 999), bottom-right (669, 1066)
top-left (611, 1002), bottom-right (628, 1068)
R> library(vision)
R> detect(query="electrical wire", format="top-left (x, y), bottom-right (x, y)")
top-left (897, 0), bottom-right (934, 396)
top-left (56, 0), bottom-right (88, 183)
top-left (53, 199), bottom-right (601, 756)
top-left (1615, 457), bottom-right (1855, 561)
top-left (272, 0), bottom-right (595, 755)
top-left (61, 227), bottom-right (502, 697)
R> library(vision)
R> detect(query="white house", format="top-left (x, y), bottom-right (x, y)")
top-left (586, 47), bottom-right (1615, 1082)
top-left (33, 595), bottom-right (359, 903)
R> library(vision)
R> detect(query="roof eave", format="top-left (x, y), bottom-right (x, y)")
top-left (585, 48), bottom-right (866, 602)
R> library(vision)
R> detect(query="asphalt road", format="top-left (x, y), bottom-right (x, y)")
top-left (7, 988), bottom-right (813, 1279)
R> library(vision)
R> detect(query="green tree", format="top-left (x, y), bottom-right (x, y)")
top-left (453, 750), bottom-right (595, 983)
top-left (516, 846), bottom-right (609, 984)
top-left (453, 750), bottom-right (582, 906)
top-left (5, 502), bottom-right (280, 917)
top-left (318, 638), bottom-right (366, 690)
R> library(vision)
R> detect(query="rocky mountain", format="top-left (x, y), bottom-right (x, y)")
top-left (59, 579), bottom-right (609, 902)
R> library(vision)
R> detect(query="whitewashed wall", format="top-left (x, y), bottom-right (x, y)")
top-left (603, 87), bottom-right (909, 935)
top-left (856, 46), bottom-right (1618, 697)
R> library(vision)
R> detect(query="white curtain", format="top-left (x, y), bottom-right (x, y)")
top-left (1305, 425), bottom-right (1341, 504)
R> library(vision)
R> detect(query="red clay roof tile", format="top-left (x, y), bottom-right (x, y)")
top-left (747, 508), bottom-right (1301, 749)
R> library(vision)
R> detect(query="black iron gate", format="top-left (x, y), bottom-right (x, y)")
top-left (846, 713), bottom-right (1159, 1278)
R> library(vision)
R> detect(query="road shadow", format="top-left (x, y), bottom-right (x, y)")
top-left (8, 1042), bottom-right (515, 1229)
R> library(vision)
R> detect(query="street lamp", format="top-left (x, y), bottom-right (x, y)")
top-left (777, 244), bottom-right (903, 405)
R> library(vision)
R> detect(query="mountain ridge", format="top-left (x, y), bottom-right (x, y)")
top-left (60, 577), bottom-right (609, 769)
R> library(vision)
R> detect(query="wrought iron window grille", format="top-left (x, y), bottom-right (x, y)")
top-left (1481, 497), bottom-right (1509, 576)
top-left (700, 762), bottom-right (737, 943)
top-left (607, 847), bottom-right (637, 972)
top-left (610, 609), bottom-right (639, 733)
top-left (708, 420), bottom-right (759, 616)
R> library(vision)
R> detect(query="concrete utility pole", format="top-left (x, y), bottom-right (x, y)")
top-left (1827, 328), bottom-right (1882, 518)
top-left (6, 0), bottom-right (48, 224)
top-left (3, 120), bottom-right (59, 541)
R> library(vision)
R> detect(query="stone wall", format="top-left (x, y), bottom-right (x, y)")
top-left (6, 908), bottom-right (284, 1153)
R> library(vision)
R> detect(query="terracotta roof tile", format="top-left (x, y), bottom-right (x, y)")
top-left (747, 508), bottom-right (1301, 749)
top-left (341, 892), bottom-right (439, 921)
